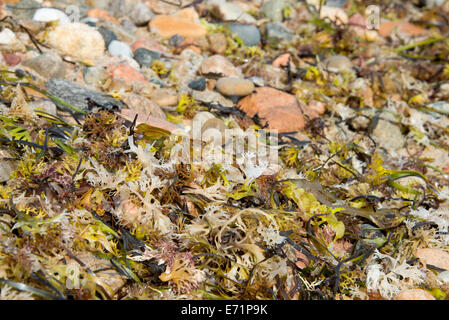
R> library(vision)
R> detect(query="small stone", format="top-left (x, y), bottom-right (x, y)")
top-left (237, 87), bottom-right (305, 132)
top-left (119, 109), bottom-right (180, 134)
top-left (169, 34), bottom-right (185, 47)
top-left (133, 48), bottom-right (160, 68)
top-left (122, 93), bottom-right (165, 119)
top-left (262, 0), bottom-right (285, 22)
top-left (248, 76), bottom-right (265, 87)
top-left (319, 6), bottom-right (348, 25)
top-left (2, 53), bottom-right (21, 66)
top-left (216, 77), bottom-right (254, 96)
top-left (207, 32), bottom-right (227, 54)
top-left (28, 99), bottom-right (57, 116)
top-left (107, 64), bottom-right (147, 83)
top-left (0, 150), bottom-right (17, 182)
top-left (0, 28), bottom-right (25, 52)
top-left (372, 116), bottom-right (405, 151)
top-left (22, 53), bottom-right (66, 79)
top-left (200, 54), bottom-right (242, 77)
top-left (11, 0), bottom-right (41, 20)
top-left (129, 1), bottom-right (155, 26)
top-left (394, 289), bottom-right (435, 300)
top-left (379, 21), bottom-right (428, 38)
top-left (151, 88), bottom-right (178, 107)
top-left (87, 8), bottom-right (117, 22)
top-left (272, 53), bottom-right (291, 68)
top-left (149, 9), bottom-right (207, 38)
top-left (229, 24), bottom-right (261, 46)
top-left (193, 90), bottom-right (234, 108)
top-left (324, 55), bottom-right (353, 72)
top-left (83, 66), bottom-right (107, 85)
top-left (45, 78), bottom-right (125, 111)
top-left (188, 77), bottom-right (207, 91)
top-left (131, 37), bottom-right (167, 53)
top-left (265, 22), bottom-right (294, 43)
top-left (48, 23), bottom-right (105, 61)
top-left (97, 26), bottom-right (118, 47)
top-left (426, 101), bottom-right (449, 117)
top-left (207, 0), bottom-right (256, 23)
top-left (85, 0), bottom-right (126, 18)
top-left (437, 270), bottom-right (449, 282)
top-left (121, 19), bottom-right (138, 33)
top-left (32, 8), bottom-right (70, 25)
top-left (417, 248), bottom-right (449, 271)
top-left (108, 40), bottom-right (133, 58)
top-left (96, 20), bottom-right (137, 43)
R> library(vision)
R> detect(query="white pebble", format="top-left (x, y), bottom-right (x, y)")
top-left (33, 8), bottom-right (71, 25)
top-left (108, 40), bottom-right (133, 58)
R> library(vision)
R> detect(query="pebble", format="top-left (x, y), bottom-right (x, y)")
top-left (47, 23), bottom-right (105, 61)
top-left (372, 116), bottom-right (405, 151)
top-left (2, 53), bottom-right (21, 66)
top-left (22, 53), bottom-right (66, 79)
top-left (169, 34), bottom-right (185, 47)
top-left (119, 109), bottom-right (180, 134)
top-left (129, 1), bottom-right (155, 26)
top-left (121, 19), bottom-right (138, 34)
top-left (379, 21), bottom-right (428, 38)
top-left (107, 63), bottom-right (147, 83)
top-left (0, 150), bottom-right (17, 183)
top-left (193, 90), bottom-right (234, 108)
top-left (151, 88), bottom-right (178, 107)
top-left (229, 24), bottom-right (261, 46)
top-left (0, 28), bottom-right (25, 52)
top-left (324, 55), bottom-right (353, 72)
top-left (394, 289), bottom-right (435, 300)
top-left (96, 20), bottom-right (137, 43)
top-left (437, 270), bottom-right (449, 282)
top-left (265, 22), bottom-right (294, 43)
top-left (32, 8), bottom-right (71, 25)
top-left (426, 101), bottom-right (449, 117)
top-left (122, 93), bottom-right (166, 119)
top-left (86, 0), bottom-right (125, 18)
top-left (207, 0), bottom-right (256, 23)
top-left (262, 0), bottom-right (286, 22)
top-left (200, 54), bottom-right (242, 77)
top-left (149, 9), bottom-right (207, 38)
top-left (45, 78), bottom-right (125, 111)
top-left (87, 8), bottom-right (118, 22)
top-left (207, 32), bottom-right (227, 54)
top-left (28, 99), bottom-right (58, 116)
top-left (248, 76), bottom-right (265, 87)
top-left (97, 26), bottom-right (118, 47)
top-left (416, 248), bottom-right (449, 271)
top-left (188, 77), bottom-right (207, 91)
top-left (216, 77), bottom-right (254, 96)
top-left (133, 48), bottom-right (159, 68)
top-left (11, 0), bottom-right (41, 20)
top-left (319, 6), bottom-right (348, 25)
top-left (237, 87), bottom-right (305, 132)
top-left (108, 40), bottom-right (133, 58)
top-left (83, 66), bottom-right (107, 85)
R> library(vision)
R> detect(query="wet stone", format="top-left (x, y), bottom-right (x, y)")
top-left (45, 78), bottom-right (125, 111)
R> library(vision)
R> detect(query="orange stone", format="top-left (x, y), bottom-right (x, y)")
top-left (416, 248), bottom-right (449, 271)
top-left (149, 14), bottom-right (207, 39)
top-left (272, 53), bottom-right (291, 68)
top-left (237, 87), bottom-right (305, 133)
top-left (379, 21), bottom-right (427, 38)
top-left (87, 8), bottom-right (119, 24)
top-left (107, 64), bottom-right (147, 83)
top-left (394, 289), bottom-right (435, 300)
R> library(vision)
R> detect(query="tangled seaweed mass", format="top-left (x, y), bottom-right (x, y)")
top-left (0, 0), bottom-right (449, 300)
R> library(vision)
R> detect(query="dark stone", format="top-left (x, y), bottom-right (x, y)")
top-left (97, 26), bottom-right (118, 47)
top-left (133, 48), bottom-right (160, 68)
top-left (169, 34), bottom-right (184, 47)
top-left (188, 77), bottom-right (206, 91)
top-left (45, 78), bottom-right (125, 112)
